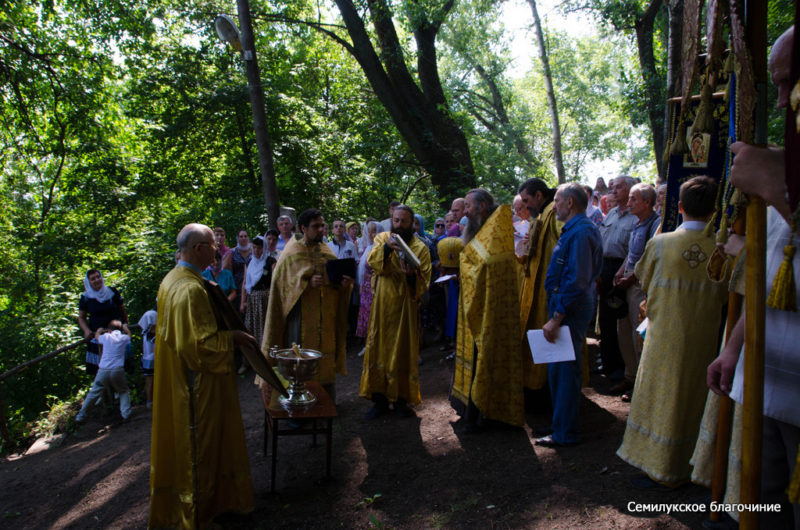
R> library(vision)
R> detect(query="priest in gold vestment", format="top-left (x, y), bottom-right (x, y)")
top-left (617, 177), bottom-right (728, 487)
top-left (451, 189), bottom-right (525, 431)
top-left (150, 224), bottom-right (257, 529)
top-left (261, 208), bottom-right (352, 400)
top-left (517, 178), bottom-right (562, 394)
top-left (360, 205), bottom-right (431, 419)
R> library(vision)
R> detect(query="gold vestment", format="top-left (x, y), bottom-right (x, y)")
top-left (261, 238), bottom-right (350, 384)
top-left (617, 229), bottom-right (728, 485)
top-left (518, 202), bottom-right (562, 390)
top-left (149, 266), bottom-right (253, 529)
top-left (359, 232), bottom-right (431, 404)
top-left (452, 206), bottom-right (525, 427)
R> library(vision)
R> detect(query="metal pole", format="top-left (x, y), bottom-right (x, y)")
top-left (237, 0), bottom-right (281, 227)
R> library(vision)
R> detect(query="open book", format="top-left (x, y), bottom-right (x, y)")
top-left (391, 234), bottom-right (421, 268)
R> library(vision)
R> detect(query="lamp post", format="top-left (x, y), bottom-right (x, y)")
top-left (215, 4), bottom-right (280, 227)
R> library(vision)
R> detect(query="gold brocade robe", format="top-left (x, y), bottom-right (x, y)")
top-left (359, 232), bottom-right (431, 404)
top-left (616, 229), bottom-right (728, 485)
top-left (452, 206), bottom-right (525, 427)
top-left (261, 238), bottom-right (350, 384)
top-left (518, 202), bottom-right (562, 390)
top-left (149, 266), bottom-right (253, 529)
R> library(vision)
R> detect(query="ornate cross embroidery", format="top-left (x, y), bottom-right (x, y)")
top-left (682, 244), bottom-right (708, 268)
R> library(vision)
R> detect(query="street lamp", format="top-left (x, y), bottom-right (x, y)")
top-left (214, 15), bottom-right (244, 54)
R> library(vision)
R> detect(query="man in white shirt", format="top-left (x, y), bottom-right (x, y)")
top-left (76, 320), bottom-right (132, 422)
top-left (327, 219), bottom-right (358, 259)
top-left (275, 215), bottom-right (295, 251)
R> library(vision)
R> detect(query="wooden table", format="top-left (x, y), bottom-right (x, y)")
top-left (261, 381), bottom-right (337, 492)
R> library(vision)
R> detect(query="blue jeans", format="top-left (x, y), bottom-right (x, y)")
top-left (548, 296), bottom-right (594, 444)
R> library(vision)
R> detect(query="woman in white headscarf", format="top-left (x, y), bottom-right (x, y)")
top-left (355, 221), bottom-right (379, 355)
top-left (77, 269), bottom-right (128, 374)
top-left (239, 235), bottom-right (278, 373)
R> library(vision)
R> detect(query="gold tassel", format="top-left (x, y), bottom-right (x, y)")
top-left (662, 139), bottom-right (672, 163)
top-left (671, 119), bottom-right (689, 155)
top-left (723, 49), bottom-right (734, 74)
top-left (728, 189), bottom-right (747, 224)
top-left (703, 214), bottom-right (717, 237)
top-left (691, 83), bottom-right (715, 135)
top-left (716, 214), bottom-right (729, 244)
top-left (766, 220), bottom-right (797, 311)
top-left (724, 76), bottom-right (731, 104)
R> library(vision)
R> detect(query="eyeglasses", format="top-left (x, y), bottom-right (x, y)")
top-left (435, 224), bottom-right (445, 228)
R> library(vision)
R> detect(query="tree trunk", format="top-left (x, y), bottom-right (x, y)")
top-left (635, 0), bottom-right (666, 179)
top-left (237, 0), bottom-right (281, 226)
top-left (527, 0), bottom-right (565, 184)
top-left (232, 102), bottom-right (258, 193)
top-left (333, 0), bottom-right (475, 203)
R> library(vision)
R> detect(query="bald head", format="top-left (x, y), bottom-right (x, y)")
top-left (177, 223), bottom-right (216, 269)
top-left (450, 198), bottom-right (465, 220)
top-left (770, 26), bottom-right (794, 109)
top-left (513, 194), bottom-right (529, 221)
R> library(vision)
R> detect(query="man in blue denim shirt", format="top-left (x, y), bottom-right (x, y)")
top-left (536, 183), bottom-right (603, 447)
top-left (612, 183), bottom-right (660, 399)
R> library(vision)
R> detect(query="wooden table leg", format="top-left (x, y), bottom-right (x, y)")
top-left (264, 409), bottom-right (271, 458)
top-left (271, 417), bottom-right (279, 492)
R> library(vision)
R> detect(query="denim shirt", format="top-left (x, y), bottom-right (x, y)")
top-left (545, 213), bottom-right (604, 317)
top-left (625, 212), bottom-right (660, 271)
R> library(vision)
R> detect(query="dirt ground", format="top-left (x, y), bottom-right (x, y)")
top-left (0, 339), bottom-right (713, 529)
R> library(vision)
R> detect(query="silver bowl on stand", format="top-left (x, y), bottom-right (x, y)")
top-left (269, 346), bottom-right (322, 406)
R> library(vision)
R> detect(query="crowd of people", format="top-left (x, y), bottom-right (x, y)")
top-left (73, 25), bottom-right (798, 530)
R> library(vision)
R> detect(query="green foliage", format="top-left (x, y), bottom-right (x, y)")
top-left (766, 0), bottom-right (793, 144)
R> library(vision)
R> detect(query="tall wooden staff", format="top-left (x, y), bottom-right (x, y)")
top-left (739, 1), bottom-right (768, 527)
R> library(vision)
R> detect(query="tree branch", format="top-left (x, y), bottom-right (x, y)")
top-left (251, 12), bottom-right (355, 53)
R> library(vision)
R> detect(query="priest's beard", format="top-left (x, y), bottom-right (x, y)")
top-left (395, 225), bottom-right (415, 243)
top-left (462, 214), bottom-right (484, 243)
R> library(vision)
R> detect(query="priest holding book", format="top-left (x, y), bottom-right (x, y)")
top-left (261, 208), bottom-right (352, 402)
top-left (359, 205), bottom-right (432, 419)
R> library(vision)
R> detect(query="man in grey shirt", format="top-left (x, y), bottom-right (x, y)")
top-left (597, 176), bottom-right (637, 382)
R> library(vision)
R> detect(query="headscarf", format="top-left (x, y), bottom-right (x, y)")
top-left (83, 270), bottom-right (114, 303)
top-left (244, 236), bottom-right (268, 293)
top-left (358, 221), bottom-right (378, 256)
top-left (345, 221), bottom-right (359, 243)
top-left (235, 231), bottom-right (252, 253)
top-left (414, 214), bottom-right (431, 240)
top-left (434, 217), bottom-right (447, 241)
top-left (357, 221), bottom-right (379, 284)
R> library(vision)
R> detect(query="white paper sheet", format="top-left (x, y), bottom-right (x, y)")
top-left (434, 273), bottom-right (457, 284)
top-left (636, 317), bottom-right (648, 338)
top-left (527, 327), bottom-right (575, 364)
